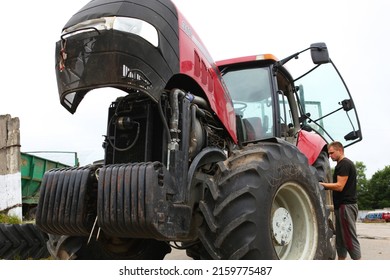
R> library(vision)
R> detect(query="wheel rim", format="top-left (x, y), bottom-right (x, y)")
top-left (271, 182), bottom-right (318, 259)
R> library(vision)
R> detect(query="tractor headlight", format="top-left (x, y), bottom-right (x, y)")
top-left (62, 16), bottom-right (159, 47)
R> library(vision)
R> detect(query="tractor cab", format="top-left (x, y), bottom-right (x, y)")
top-left (218, 43), bottom-right (362, 152)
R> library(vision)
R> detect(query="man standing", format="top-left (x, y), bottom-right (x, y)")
top-left (320, 141), bottom-right (361, 260)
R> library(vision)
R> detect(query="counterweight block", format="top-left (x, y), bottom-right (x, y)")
top-left (36, 166), bottom-right (98, 236)
top-left (97, 162), bottom-right (192, 240)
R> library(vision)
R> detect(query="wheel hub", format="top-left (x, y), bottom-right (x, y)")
top-left (272, 207), bottom-right (293, 246)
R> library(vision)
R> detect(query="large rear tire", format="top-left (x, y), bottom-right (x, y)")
top-left (313, 150), bottom-right (336, 259)
top-left (198, 141), bottom-right (332, 259)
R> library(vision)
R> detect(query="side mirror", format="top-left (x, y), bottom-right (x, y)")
top-left (344, 130), bottom-right (361, 141)
top-left (310, 42), bottom-right (330, 64)
top-left (341, 99), bottom-right (354, 112)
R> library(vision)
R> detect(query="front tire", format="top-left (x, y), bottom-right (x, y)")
top-left (198, 141), bottom-right (330, 259)
top-left (47, 234), bottom-right (171, 260)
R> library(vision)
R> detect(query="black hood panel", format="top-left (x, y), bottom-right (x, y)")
top-left (56, 0), bottom-right (180, 113)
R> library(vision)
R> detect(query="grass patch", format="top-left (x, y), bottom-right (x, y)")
top-left (0, 213), bottom-right (22, 224)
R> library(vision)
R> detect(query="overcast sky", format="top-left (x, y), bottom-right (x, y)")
top-left (1, 0), bottom-right (388, 178)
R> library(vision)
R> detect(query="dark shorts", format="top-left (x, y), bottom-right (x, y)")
top-left (335, 204), bottom-right (361, 259)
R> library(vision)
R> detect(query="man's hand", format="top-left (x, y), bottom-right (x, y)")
top-left (320, 176), bottom-right (348, 192)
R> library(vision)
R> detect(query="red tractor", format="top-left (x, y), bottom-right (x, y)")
top-left (35, 0), bottom-right (362, 259)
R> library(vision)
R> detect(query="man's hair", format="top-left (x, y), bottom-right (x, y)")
top-left (328, 141), bottom-right (344, 152)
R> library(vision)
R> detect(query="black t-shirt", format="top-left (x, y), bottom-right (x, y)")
top-left (332, 157), bottom-right (357, 209)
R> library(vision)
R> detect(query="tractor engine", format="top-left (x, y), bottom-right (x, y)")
top-left (36, 87), bottom-right (228, 242)
top-left (103, 90), bottom-right (209, 166)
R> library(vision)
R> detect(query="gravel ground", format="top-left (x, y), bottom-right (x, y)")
top-left (164, 222), bottom-right (390, 260)
top-left (350, 222), bottom-right (390, 260)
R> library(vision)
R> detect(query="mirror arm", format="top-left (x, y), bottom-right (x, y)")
top-left (276, 47), bottom-right (311, 67)
top-left (311, 106), bottom-right (343, 123)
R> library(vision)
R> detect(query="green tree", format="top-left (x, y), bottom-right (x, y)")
top-left (355, 161), bottom-right (372, 209)
top-left (368, 166), bottom-right (390, 209)
top-left (356, 161), bottom-right (367, 191)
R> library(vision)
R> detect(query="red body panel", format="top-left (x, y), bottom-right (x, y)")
top-left (176, 12), bottom-right (237, 142)
top-left (297, 130), bottom-right (327, 165)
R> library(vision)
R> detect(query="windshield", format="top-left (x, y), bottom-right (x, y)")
top-left (222, 67), bottom-right (274, 141)
top-left (286, 51), bottom-right (362, 148)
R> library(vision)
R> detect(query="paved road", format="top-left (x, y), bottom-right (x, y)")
top-left (350, 222), bottom-right (390, 260)
top-left (164, 222), bottom-right (390, 260)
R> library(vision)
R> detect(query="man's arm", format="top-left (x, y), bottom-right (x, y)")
top-left (320, 175), bottom-right (348, 192)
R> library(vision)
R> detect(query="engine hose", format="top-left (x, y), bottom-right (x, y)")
top-left (158, 95), bottom-right (171, 143)
top-left (169, 89), bottom-right (180, 139)
top-left (107, 114), bottom-right (141, 152)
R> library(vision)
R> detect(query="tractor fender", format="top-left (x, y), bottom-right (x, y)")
top-left (297, 130), bottom-right (327, 165)
top-left (186, 147), bottom-right (227, 205)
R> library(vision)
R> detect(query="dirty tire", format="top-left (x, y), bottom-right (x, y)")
top-left (313, 150), bottom-right (336, 259)
top-left (198, 141), bottom-right (331, 259)
top-left (184, 240), bottom-right (211, 260)
top-left (0, 223), bottom-right (49, 259)
top-left (47, 234), bottom-right (171, 260)
top-left (313, 150), bottom-right (332, 183)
